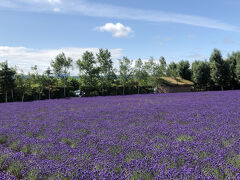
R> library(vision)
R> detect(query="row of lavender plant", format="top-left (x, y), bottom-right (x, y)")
top-left (0, 91), bottom-right (240, 179)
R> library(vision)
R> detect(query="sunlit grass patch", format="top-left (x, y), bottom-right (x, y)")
top-left (154, 142), bottom-right (168, 150)
top-left (227, 154), bottom-right (240, 169)
top-left (154, 133), bottom-right (169, 139)
top-left (164, 157), bottom-right (187, 170)
top-left (0, 154), bottom-right (8, 171)
top-left (197, 151), bottom-right (212, 160)
top-left (80, 128), bottom-right (91, 135)
top-left (93, 162), bottom-right (107, 172)
top-left (26, 131), bottom-right (45, 139)
top-left (61, 138), bottom-right (79, 148)
top-left (202, 163), bottom-right (227, 179)
top-left (71, 142), bottom-right (78, 148)
top-left (125, 151), bottom-right (144, 163)
top-left (131, 171), bottom-right (155, 180)
top-left (221, 139), bottom-right (233, 148)
top-left (7, 161), bottom-right (24, 179)
top-left (117, 134), bottom-right (129, 141)
top-left (21, 145), bottom-right (32, 155)
top-left (81, 152), bottom-right (91, 161)
top-left (113, 165), bottom-right (122, 175)
top-left (48, 173), bottom-right (71, 180)
top-left (26, 131), bottom-right (35, 138)
top-left (25, 168), bottom-right (40, 179)
top-left (47, 153), bottom-right (62, 161)
top-left (179, 121), bottom-right (189, 126)
top-left (55, 127), bottom-right (62, 133)
top-left (74, 128), bottom-right (91, 136)
top-left (8, 140), bottom-right (21, 152)
top-left (31, 145), bottom-right (45, 157)
top-left (61, 138), bottom-right (73, 146)
top-left (109, 145), bottom-right (122, 156)
top-left (177, 135), bottom-right (193, 142)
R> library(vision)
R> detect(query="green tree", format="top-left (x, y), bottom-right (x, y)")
top-left (44, 67), bottom-right (56, 99)
top-left (0, 61), bottom-right (16, 103)
top-left (236, 63), bottom-right (240, 83)
top-left (96, 49), bottom-right (115, 95)
top-left (30, 65), bottom-right (45, 100)
top-left (134, 58), bottom-right (149, 94)
top-left (227, 52), bottom-right (240, 89)
top-left (97, 49), bottom-right (113, 76)
top-left (210, 49), bottom-right (230, 90)
top-left (191, 61), bottom-right (210, 90)
top-left (143, 57), bottom-right (155, 76)
top-left (143, 57), bottom-right (156, 87)
top-left (76, 51), bottom-right (100, 93)
top-left (15, 71), bottom-right (32, 102)
top-left (235, 52), bottom-right (240, 85)
top-left (166, 62), bottom-right (178, 78)
top-left (51, 53), bottom-right (73, 97)
top-left (67, 77), bottom-right (79, 91)
top-left (152, 57), bottom-right (167, 87)
top-left (119, 57), bottom-right (133, 95)
top-left (159, 56), bottom-right (167, 76)
top-left (177, 60), bottom-right (191, 80)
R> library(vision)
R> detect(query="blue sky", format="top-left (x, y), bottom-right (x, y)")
top-left (0, 0), bottom-right (240, 74)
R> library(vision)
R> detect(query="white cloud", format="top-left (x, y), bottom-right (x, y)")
top-left (223, 37), bottom-right (235, 44)
top-left (0, 46), bottom-right (123, 75)
top-left (1, 0), bottom-right (238, 31)
top-left (53, 7), bottom-right (60, 12)
top-left (19, 0), bottom-right (61, 5)
top-left (187, 53), bottom-right (206, 60)
top-left (95, 23), bottom-right (133, 38)
top-left (48, 0), bottom-right (61, 4)
top-left (156, 36), bottom-right (172, 46)
top-left (187, 34), bottom-right (196, 39)
top-left (158, 42), bottom-right (164, 46)
top-left (0, 0), bottom-right (17, 8)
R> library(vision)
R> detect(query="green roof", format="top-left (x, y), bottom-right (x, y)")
top-left (158, 77), bottom-right (194, 86)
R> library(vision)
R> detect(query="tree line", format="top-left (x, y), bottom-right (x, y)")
top-left (0, 48), bottom-right (240, 103)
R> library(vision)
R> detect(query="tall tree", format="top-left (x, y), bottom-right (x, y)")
top-left (76, 51), bottom-right (100, 90)
top-left (143, 57), bottom-right (156, 87)
top-left (227, 52), bottom-right (240, 89)
top-left (44, 67), bottom-right (56, 99)
top-left (51, 53), bottom-right (73, 97)
top-left (159, 56), bottom-right (167, 76)
top-left (96, 49), bottom-right (115, 95)
top-left (144, 57), bottom-right (155, 76)
top-left (119, 57), bottom-right (133, 95)
top-left (30, 65), bottom-right (45, 100)
top-left (191, 61), bottom-right (210, 89)
top-left (152, 57), bottom-right (167, 88)
top-left (177, 60), bottom-right (191, 80)
top-left (134, 58), bottom-right (149, 94)
top-left (15, 71), bottom-right (32, 102)
top-left (0, 61), bottom-right (16, 103)
top-left (166, 62), bottom-right (178, 78)
top-left (97, 49), bottom-right (113, 76)
top-left (236, 64), bottom-right (240, 83)
top-left (209, 49), bottom-right (230, 90)
top-left (235, 52), bottom-right (240, 85)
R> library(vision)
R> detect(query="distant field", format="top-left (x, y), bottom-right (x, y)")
top-left (0, 91), bottom-right (240, 179)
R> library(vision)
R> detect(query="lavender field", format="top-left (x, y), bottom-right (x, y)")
top-left (0, 91), bottom-right (240, 179)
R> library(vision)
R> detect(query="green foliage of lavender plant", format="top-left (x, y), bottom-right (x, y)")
top-left (7, 161), bottom-right (24, 179)
top-left (0, 135), bottom-right (7, 144)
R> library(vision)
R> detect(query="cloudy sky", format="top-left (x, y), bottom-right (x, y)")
top-left (1, 0), bottom-right (240, 74)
